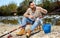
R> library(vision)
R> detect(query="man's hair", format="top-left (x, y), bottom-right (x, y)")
top-left (29, 1), bottom-right (33, 5)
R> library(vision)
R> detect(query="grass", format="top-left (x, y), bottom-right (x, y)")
top-left (0, 19), bottom-right (18, 24)
top-left (56, 20), bottom-right (60, 25)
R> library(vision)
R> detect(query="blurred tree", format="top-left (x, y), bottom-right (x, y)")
top-left (17, 0), bottom-right (32, 15)
top-left (8, 3), bottom-right (17, 12)
top-left (0, 3), bottom-right (17, 16)
top-left (0, 5), bottom-right (9, 16)
top-left (0, 0), bottom-right (60, 16)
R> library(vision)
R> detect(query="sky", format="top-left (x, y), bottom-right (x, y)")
top-left (0, 0), bottom-right (42, 6)
top-left (0, 0), bottom-right (24, 6)
top-left (0, 0), bottom-right (58, 6)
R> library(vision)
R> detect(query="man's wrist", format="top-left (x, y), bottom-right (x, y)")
top-left (24, 15), bottom-right (29, 18)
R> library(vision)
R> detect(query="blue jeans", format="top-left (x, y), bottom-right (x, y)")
top-left (20, 17), bottom-right (43, 31)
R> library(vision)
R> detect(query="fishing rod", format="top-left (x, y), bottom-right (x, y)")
top-left (0, 14), bottom-right (48, 38)
top-left (0, 26), bottom-right (21, 38)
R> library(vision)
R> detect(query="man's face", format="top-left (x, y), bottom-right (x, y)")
top-left (30, 2), bottom-right (36, 9)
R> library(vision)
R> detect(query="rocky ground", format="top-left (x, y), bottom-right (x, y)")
top-left (0, 24), bottom-right (60, 38)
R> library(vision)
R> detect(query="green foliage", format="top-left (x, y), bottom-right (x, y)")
top-left (17, 0), bottom-right (29, 15)
top-left (44, 18), bottom-right (52, 23)
top-left (17, 6), bottom-right (28, 15)
top-left (0, 3), bottom-right (17, 16)
top-left (0, 20), bottom-right (18, 24)
top-left (8, 3), bottom-right (17, 12)
top-left (17, 0), bottom-right (34, 15)
top-left (42, 0), bottom-right (60, 13)
top-left (42, 1), bottom-right (54, 12)
top-left (56, 19), bottom-right (60, 25)
top-left (0, 6), bottom-right (11, 16)
top-left (0, 0), bottom-right (60, 16)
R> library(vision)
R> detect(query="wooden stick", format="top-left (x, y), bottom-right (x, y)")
top-left (0, 26), bottom-right (21, 38)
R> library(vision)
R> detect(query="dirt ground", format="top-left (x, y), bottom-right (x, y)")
top-left (0, 24), bottom-right (60, 38)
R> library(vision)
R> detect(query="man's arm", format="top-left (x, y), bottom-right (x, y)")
top-left (23, 8), bottom-right (30, 18)
top-left (39, 7), bottom-right (48, 14)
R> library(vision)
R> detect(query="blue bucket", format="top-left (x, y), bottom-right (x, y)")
top-left (42, 23), bottom-right (51, 34)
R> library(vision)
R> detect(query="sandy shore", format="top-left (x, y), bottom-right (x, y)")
top-left (0, 24), bottom-right (60, 38)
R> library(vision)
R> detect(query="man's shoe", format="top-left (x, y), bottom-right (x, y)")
top-left (16, 28), bottom-right (26, 36)
top-left (26, 30), bottom-right (31, 37)
top-left (34, 25), bottom-right (41, 31)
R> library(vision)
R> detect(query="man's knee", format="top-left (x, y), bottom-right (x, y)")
top-left (35, 18), bottom-right (40, 23)
top-left (22, 17), bottom-right (27, 24)
top-left (22, 17), bottom-right (28, 21)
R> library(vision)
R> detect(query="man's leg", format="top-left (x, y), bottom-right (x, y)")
top-left (30, 18), bottom-right (40, 31)
top-left (26, 18), bottom-right (40, 36)
top-left (30, 18), bottom-right (43, 31)
top-left (21, 17), bottom-right (28, 27)
top-left (16, 17), bottom-right (29, 36)
top-left (26, 18), bottom-right (44, 37)
top-left (16, 17), bottom-right (34, 36)
top-left (21, 17), bottom-right (34, 27)
top-left (39, 18), bottom-right (43, 25)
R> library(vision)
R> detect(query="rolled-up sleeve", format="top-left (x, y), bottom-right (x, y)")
top-left (24, 8), bottom-right (30, 16)
top-left (39, 7), bottom-right (47, 14)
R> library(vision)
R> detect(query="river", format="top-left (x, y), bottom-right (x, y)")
top-left (0, 15), bottom-right (60, 25)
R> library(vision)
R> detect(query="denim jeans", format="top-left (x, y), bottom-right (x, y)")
top-left (20, 17), bottom-right (43, 31)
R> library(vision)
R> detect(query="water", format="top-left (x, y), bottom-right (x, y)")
top-left (0, 15), bottom-right (60, 25)
top-left (0, 16), bottom-right (23, 25)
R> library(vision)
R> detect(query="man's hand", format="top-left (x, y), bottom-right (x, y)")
top-left (39, 7), bottom-right (47, 14)
top-left (43, 9), bottom-right (47, 14)
top-left (29, 15), bottom-right (34, 19)
top-left (39, 16), bottom-right (43, 18)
